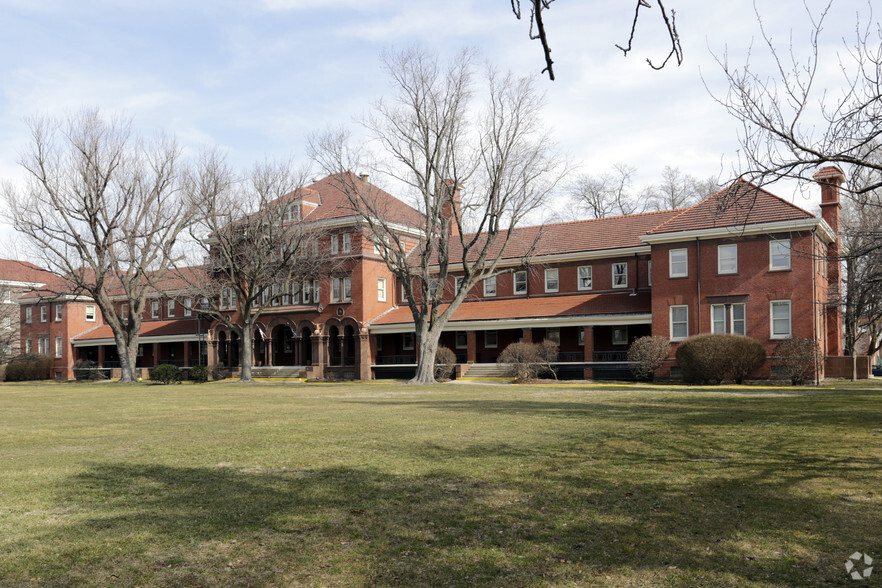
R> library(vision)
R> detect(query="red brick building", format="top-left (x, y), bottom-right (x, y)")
top-left (18, 169), bottom-right (848, 381)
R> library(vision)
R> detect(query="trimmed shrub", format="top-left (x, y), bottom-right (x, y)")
top-left (497, 340), bottom-right (559, 381)
top-left (73, 359), bottom-right (107, 381)
top-left (434, 346), bottom-right (457, 380)
top-left (188, 364), bottom-right (210, 383)
top-left (151, 363), bottom-right (182, 385)
top-left (5, 354), bottom-right (52, 381)
top-left (627, 336), bottom-right (671, 381)
top-left (675, 334), bottom-right (766, 384)
top-left (774, 338), bottom-right (820, 385)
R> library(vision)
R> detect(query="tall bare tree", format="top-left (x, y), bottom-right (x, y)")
top-left (3, 109), bottom-right (195, 382)
top-left (312, 48), bottom-right (565, 384)
top-left (568, 164), bottom-right (645, 219)
top-left (179, 153), bottom-right (333, 382)
top-left (644, 165), bottom-right (718, 211)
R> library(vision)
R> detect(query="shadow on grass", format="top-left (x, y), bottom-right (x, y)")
top-left (8, 458), bottom-right (879, 586)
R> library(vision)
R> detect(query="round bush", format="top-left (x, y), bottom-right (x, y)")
top-left (6, 354), bottom-right (52, 381)
top-left (188, 364), bottom-right (210, 383)
top-left (151, 363), bottom-right (182, 385)
top-left (434, 346), bottom-right (457, 380)
top-left (774, 338), bottom-right (819, 385)
top-left (627, 336), bottom-right (671, 380)
top-left (675, 333), bottom-right (765, 384)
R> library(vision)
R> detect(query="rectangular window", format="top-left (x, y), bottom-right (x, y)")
top-left (184, 298), bottom-right (193, 317)
top-left (578, 328), bottom-right (585, 346)
top-left (771, 300), bottom-right (792, 338)
top-left (343, 276), bottom-right (351, 302)
top-left (271, 283), bottom-right (280, 306)
top-left (2, 290), bottom-right (10, 303)
top-left (546, 327), bottom-right (560, 345)
top-left (55, 305), bottom-right (62, 322)
top-left (578, 266), bottom-right (593, 290)
top-left (122, 304), bottom-right (129, 320)
top-left (332, 278), bottom-right (341, 302)
top-left (85, 305), bottom-right (96, 322)
top-left (648, 260), bottom-right (652, 286)
top-left (514, 271), bottom-right (527, 295)
top-left (38, 337), bottom-right (48, 355)
top-left (711, 304), bottom-right (726, 334)
top-left (484, 276), bottom-right (497, 297)
top-left (25, 338), bottom-right (31, 354)
top-left (302, 281), bottom-right (313, 304)
top-left (167, 300), bottom-right (175, 318)
top-left (456, 331), bottom-right (468, 349)
top-left (342, 233), bottom-right (351, 254)
top-left (670, 305), bottom-right (688, 341)
top-left (331, 235), bottom-right (339, 255)
top-left (289, 283), bottom-right (300, 305)
top-left (485, 330), bottom-right (498, 348)
top-left (311, 280), bottom-right (320, 304)
top-left (770, 239), bottom-right (791, 271)
top-left (331, 277), bottom-right (351, 302)
top-left (718, 244), bottom-right (738, 274)
top-left (151, 301), bottom-right (160, 319)
top-left (25, 307), bottom-right (32, 324)
top-left (3, 317), bottom-right (10, 330)
top-left (378, 278), bottom-right (387, 302)
top-left (612, 326), bottom-right (628, 345)
top-left (732, 303), bottom-right (746, 336)
top-left (455, 276), bottom-right (464, 295)
top-left (612, 263), bottom-right (628, 288)
top-left (669, 248), bottom-right (688, 278)
top-left (40, 305), bottom-right (47, 322)
top-left (402, 332), bottom-right (415, 351)
top-left (545, 268), bottom-right (559, 293)
top-left (55, 336), bottom-right (62, 359)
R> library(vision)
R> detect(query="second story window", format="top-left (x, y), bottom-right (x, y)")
top-left (514, 271), bottom-right (527, 295)
top-left (545, 268), bottom-right (559, 293)
top-left (578, 266), bottom-right (593, 290)
top-left (40, 305), bottom-right (47, 323)
top-left (167, 300), bottom-right (175, 318)
top-left (484, 276), bottom-right (497, 297)
top-left (378, 278), bottom-right (387, 302)
top-left (184, 298), bottom-right (193, 317)
top-left (55, 304), bottom-right (62, 322)
top-left (25, 307), bottom-right (32, 324)
top-left (331, 235), bottom-right (339, 255)
top-left (669, 249), bottom-right (688, 278)
top-left (718, 244), bottom-right (738, 274)
top-left (612, 263), bottom-right (628, 288)
top-left (151, 301), bottom-right (160, 319)
top-left (342, 233), bottom-right (351, 254)
top-left (770, 239), bottom-right (791, 271)
top-left (331, 276), bottom-right (352, 302)
top-left (122, 304), bottom-right (129, 320)
top-left (85, 305), bottom-right (96, 322)
top-left (2, 290), bottom-right (10, 303)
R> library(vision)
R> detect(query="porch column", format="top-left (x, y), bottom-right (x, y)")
top-left (466, 330), bottom-right (477, 363)
top-left (152, 343), bottom-right (160, 367)
top-left (207, 340), bottom-right (217, 368)
top-left (583, 326), bottom-right (594, 379)
top-left (98, 345), bottom-right (105, 367)
top-left (358, 330), bottom-right (371, 380)
top-left (522, 328), bottom-right (533, 344)
top-left (183, 340), bottom-right (190, 367)
top-left (266, 338), bottom-right (274, 367)
top-left (312, 330), bottom-right (327, 379)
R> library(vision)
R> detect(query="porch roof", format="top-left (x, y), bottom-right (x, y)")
top-left (72, 319), bottom-right (204, 346)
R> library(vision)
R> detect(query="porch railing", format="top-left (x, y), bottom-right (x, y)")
top-left (375, 354), bottom-right (417, 365)
top-left (593, 351), bottom-right (629, 362)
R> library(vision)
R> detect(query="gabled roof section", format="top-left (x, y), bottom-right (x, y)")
top-left (272, 172), bottom-right (424, 228)
top-left (0, 259), bottom-right (57, 286)
top-left (440, 209), bottom-right (681, 265)
top-left (645, 180), bottom-right (816, 236)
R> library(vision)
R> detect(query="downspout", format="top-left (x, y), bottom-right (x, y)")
top-left (811, 229), bottom-right (820, 386)
top-left (695, 237), bottom-right (701, 334)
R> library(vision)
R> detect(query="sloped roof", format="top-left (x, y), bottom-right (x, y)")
top-left (440, 209), bottom-right (681, 265)
top-left (0, 259), bottom-right (57, 286)
top-left (646, 180), bottom-right (816, 235)
top-left (371, 292), bottom-right (652, 326)
top-left (73, 319), bottom-right (201, 342)
top-left (273, 172), bottom-right (424, 228)
top-left (19, 266), bottom-right (208, 301)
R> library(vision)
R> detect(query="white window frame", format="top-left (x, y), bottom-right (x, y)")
top-left (55, 304), bottom-right (62, 322)
top-left (342, 233), bottom-right (351, 254)
top-left (544, 268), bottom-right (559, 293)
top-left (343, 276), bottom-right (351, 302)
top-left (770, 300), bottom-right (792, 339)
top-left (612, 326), bottom-right (628, 346)
top-left (769, 239), bottom-right (791, 271)
top-left (55, 336), bottom-right (62, 359)
top-left (184, 298), bottom-right (193, 317)
top-left (513, 271), bottom-right (527, 295)
top-left (483, 276), bottom-right (497, 297)
top-left (577, 266), bottom-right (593, 291)
top-left (718, 244), bottom-right (738, 274)
top-left (377, 278), bottom-right (387, 302)
top-left (151, 301), bottom-right (160, 319)
top-left (40, 305), bottom-right (47, 323)
top-left (455, 331), bottom-right (468, 349)
top-left (25, 338), bottom-right (31, 354)
top-left (711, 304), bottom-right (727, 334)
top-left (332, 278), bottom-right (341, 302)
top-left (38, 337), bottom-right (48, 355)
top-left (2, 290), bottom-right (10, 303)
top-left (85, 305), bottom-right (96, 322)
top-left (3, 317), bottom-right (10, 330)
top-left (485, 330), bottom-right (498, 348)
top-left (25, 306), bottom-right (32, 324)
top-left (331, 235), bottom-right (339, 255)
top-left (612, 263), bottom-right (628, 288)
top-left (670, 305), bottom-right (689, 341)
top-left (122, 304), bottom-right (129, 320)
top-left (732, 303), bottom-right (746, 336)
top-left (167, 299), bottom-right (175, 318)
top-left (669, 248), bottom-right (688, 278)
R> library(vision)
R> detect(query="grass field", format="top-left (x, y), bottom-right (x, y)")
top-left (1, 380), bottom-right (880, 586)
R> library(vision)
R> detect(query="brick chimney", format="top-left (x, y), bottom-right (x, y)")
top-left (813, 165), bottom-right (845, 356)
top-left (440, 179), bottom-right (462, 238)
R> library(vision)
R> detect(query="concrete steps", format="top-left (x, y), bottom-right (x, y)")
top-left (459, 363), bottom-right (513, 380)
top-left (251, 366), bottom-right (307, 380)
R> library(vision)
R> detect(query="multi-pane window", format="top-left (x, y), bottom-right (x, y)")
top-left (711, 305), bottom-right (727, 334)
top-left (485, 330), bottom-right (498, 348)
top-left (669, 248), bottom-right (688, 278)
top-left (25, 307), bottom-right (32, 324)
top-left (85, 305), bottom-right (96, 322)
top-left (167, 300), bottom-right (175, 317)
top-left (732, 303), bottom-right (746, 335)
top-left (220, 288), bottom-right (237, 310)
top-left (484, 276), bottom-right (497, 297)
top-left (545, 268), bottom-right (559, 293)
top-left (342, 233), bottom-right (351, 254)
top-left (302, 280), bottom-right (320, 304)
top-left (378, 278), bottom-right (387, 302)
top-left (40, 305), bottom-right (47, 322)
top-left (612, 263), bottom-right (628, 288)
top-left (612, 326), bottom-right (628, 345)
top-left (718, 244), bottom-right (738, 274)
top-left (514, 271), bottom-right (527, 295)
top-left (456, 331), bottom-right (468, 349)
top-left (670, 305), bottom-right (689, 341)
top-left (771, 300), bottom-right (792, 338)
top-left (38, 337), bottom-right (48, 355)
top-left (55, 336), bottom-right (62, 359)
top-left (546, 327), bottom-right (560, 345)
top-left (151, 301), bottom-right (160, 319)
top-left (184, 298), bottom-right (193, 317)
top-left (55, 305), bottom-right (62, 322)
top-left (712, 303), bottom-right (746, 335)
top-left (331, 235), bottom-right (339, 255)
top-left (332, 277), bottom-right (352, 302)
top-left (770, 239), bottom-right (791, 271)
top-left (25, 338), bottom-right (31, 354)
top-left (578, 266), bottom-right (593, 290)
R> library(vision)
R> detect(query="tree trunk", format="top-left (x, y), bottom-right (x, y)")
top-left (410, 321), bottom-right (442, 384)
top-left (116, 338), bottom-right (138, 383)
top-left (239, 324), bottom-right (254, 382)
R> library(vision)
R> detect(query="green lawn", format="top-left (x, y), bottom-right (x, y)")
top-left (1, 380), bottom-right (880, 586)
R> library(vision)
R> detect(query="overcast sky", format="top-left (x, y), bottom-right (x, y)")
top-left (0, 0), bottom-right (874, 232)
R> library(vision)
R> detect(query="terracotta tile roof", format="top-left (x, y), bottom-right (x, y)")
top-left (371, 292), bottom-right (651, 326)
top-left (73, 319), bottom-right (202, 341)
top-left (19, 266), bottom-right (208, 300)
top-left (439, 210), bottom-right (681, 265)
top-left (646, 180), bottom-right (815, 235)
top-left (0, 259), bottom-right (57, 286)
top-left (273, 172), bottom-right (424, 228)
